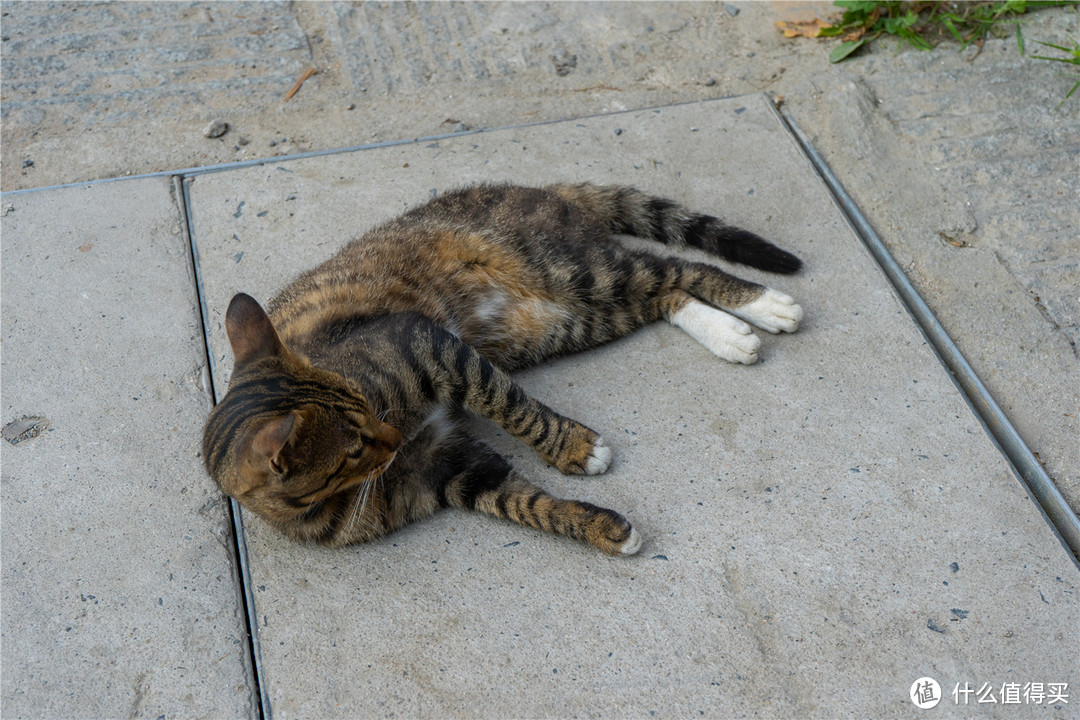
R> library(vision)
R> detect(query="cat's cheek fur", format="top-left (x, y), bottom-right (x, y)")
top-left (733, 288), bottom-right (803, 334)
top-left (669, 300), bottom-right (762, 365)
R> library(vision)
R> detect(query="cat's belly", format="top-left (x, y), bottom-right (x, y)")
top-left (473, 287), bottom-right (571, 330)
top-left (453, 286), bottom-right (575, 366)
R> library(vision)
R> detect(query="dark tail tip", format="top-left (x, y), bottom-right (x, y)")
top-left (724, 229), bottom-right (803, 274)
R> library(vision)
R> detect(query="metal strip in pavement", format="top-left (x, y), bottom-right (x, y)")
top-left (176, 175), bottom-right (272, 720)
top-left (773, 105), bottom-right (1080, 564)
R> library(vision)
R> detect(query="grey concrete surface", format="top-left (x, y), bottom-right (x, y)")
top-left (2, 1), bottom-right (1076, 517)
top-left (0, 179), bottom-right (254, 716)
top-left (187, 96), bottom-right (1079, 718)
top-left (784, 50), bottom-right (1080, 512)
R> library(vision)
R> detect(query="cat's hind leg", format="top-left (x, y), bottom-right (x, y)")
top-left (437, 434), bottom-right (641, 555)
top-left (728, 288), bottom-right (803, 335)
top-left (661, 257), bottom-right (804, 337)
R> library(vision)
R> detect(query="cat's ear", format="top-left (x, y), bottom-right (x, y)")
top-left (233, 411), bottom-right (299, 496)
top-left (225, 293), bottom-right (286, 368)
top-left (251, 411), bottom-right (298, 476)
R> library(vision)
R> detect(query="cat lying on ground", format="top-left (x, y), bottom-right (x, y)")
top-left (203, 183), bottom-right (802, 555)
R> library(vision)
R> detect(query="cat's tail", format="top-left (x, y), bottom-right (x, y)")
top-left (547, 182), bottom-right (802, 274)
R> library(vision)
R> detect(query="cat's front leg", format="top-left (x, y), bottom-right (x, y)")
top-left (415, 320), bottom-right (611, 475)
top-left (435, 434), bottom-right (640, 555)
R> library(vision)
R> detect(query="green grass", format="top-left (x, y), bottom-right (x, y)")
top-left (820, 1), bottom-right (1079, 102)
top-left (821, 2), bottom-right (1071, 57)
top-left (1028, 37), bottom-right (1080, 105)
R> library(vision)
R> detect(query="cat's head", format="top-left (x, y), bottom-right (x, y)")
top-left (202, 293), bottom-right (402, 525)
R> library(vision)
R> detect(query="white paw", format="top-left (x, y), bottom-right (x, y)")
top-left (584, 436), bottom-right (612, 475)
top-left (732, 288), bottom-right (803, 334)
top-left (670, 301), bottom-right (761, 365)
top-left (620, 527), bottom-right (643, 556)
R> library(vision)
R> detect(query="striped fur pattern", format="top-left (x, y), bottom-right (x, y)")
top-left (203, 183), bottom-right (803, 555)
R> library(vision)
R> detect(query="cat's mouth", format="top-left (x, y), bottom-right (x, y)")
top-left (370, 449), bottom-right (398, 479)
top-left (339, 447), bottom-right (399, 493)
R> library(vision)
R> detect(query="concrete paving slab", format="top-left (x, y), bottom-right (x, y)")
top-left (188, 95), bottom-right (1079, 717)
top-left (1, 178), bottom-right (254, 717)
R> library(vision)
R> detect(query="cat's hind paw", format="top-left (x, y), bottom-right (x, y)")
top-left (733, 288), bottom-right (803, 334)
top-left (670, 301), bottom-right (762, 365)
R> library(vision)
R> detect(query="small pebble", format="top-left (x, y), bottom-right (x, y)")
top-left (614, 128), bottom-right (623, 136)
top-left (704, 78), bottom-right (716, 87)
top-left (725, 3), bottom-right (740, 16)
top-left (202, 119), bottom-right (228, 138)
top-left (21, 159), bottom-right (34, 168)
top-left (238, 136), bottom-right (250, 146)
top-left (2, 416), bottom-right (49, 445)
top-left (346, 103), bottom-right (355, 110)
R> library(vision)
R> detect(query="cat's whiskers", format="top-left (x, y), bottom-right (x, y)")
top-left (376, 406), bottom-right (402, 425)
top-left (346, 469), bottom-right (378, 538)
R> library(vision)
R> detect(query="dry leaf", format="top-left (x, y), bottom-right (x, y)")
top-left (774, 19), bottom-right (833, 39)
top-left (284, 67), bottom-right (317, 102)
top-left (842, 26), bottom-right (869, 43)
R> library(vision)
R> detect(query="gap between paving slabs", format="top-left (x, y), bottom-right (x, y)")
top-left (177, 175), bottom-right (271, 719)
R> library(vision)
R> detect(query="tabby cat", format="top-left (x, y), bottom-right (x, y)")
top-left (203, 183), bottom-right (803, 555)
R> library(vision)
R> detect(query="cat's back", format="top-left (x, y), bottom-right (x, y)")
top-left (267, 184), bottom-right (599, 344)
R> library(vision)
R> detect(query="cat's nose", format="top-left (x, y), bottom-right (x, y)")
top-left (378, 423), bottom-right (403, 451)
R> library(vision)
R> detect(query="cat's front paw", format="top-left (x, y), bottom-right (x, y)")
top-left (551, 427), bottom-right (612, 475)
top-left (733, 288), bottom-right (803, 334)
top-left (619, 526), bottom-right (643, 555)
top-left (582, 436), bottom-right (612, 475)
top-left (581, 506), bottom-right (641, 555)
